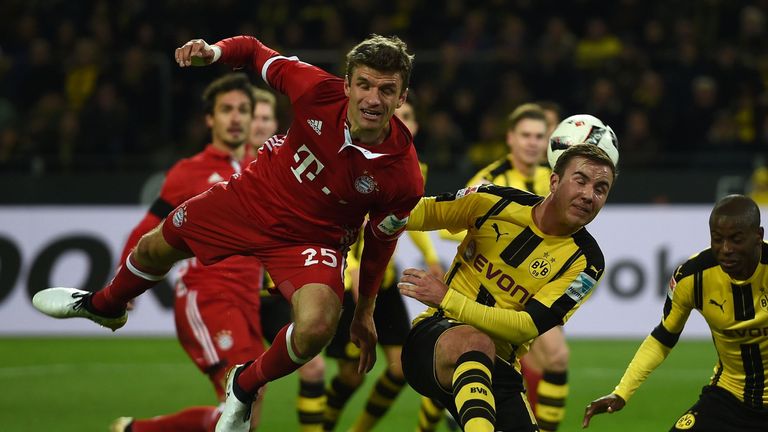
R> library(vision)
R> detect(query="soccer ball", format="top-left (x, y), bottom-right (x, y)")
top-left (547, 114), bottom-right (619, 169)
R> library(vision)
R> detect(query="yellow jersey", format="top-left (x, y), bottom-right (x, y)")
top-left (408, 184), bottom-right (605, 367)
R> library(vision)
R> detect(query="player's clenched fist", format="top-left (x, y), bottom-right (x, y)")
top-left (175, 39), bottom-right (215, 67)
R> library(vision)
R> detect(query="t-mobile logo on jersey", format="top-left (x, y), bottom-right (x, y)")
top-left (290, 144), bottom-right (325, 183)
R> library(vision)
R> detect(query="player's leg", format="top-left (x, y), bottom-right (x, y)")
top-left (217, 245), bottom-right (344, 432)
top-left (415, 397), bottom-right (447, 432)
top-left (520, 354), bottom-right (543, 407)
top-left (33, 223), bottom-right (191, 330)
top-left (348, 285), bottom-right (411, 431)
top-left (261, 293), bottom-right (327, 431)
top-left (529, 327), bottom-right (569, 432)
top-left (297, 355), bottom-right (327, 432)
top-left (33, 183), bottom-right (247, 330)
top-left (323, 291), bottom-right (363, 431)
top-left (120, 288), bottom-right (266, 432)
top-left (402, 315), bottom-right (497, 432)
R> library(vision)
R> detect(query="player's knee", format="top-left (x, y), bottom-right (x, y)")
top-left (134, 229), bottom-right (181, 271)
top-left (388, 361), bottom-right (404, 381)
top-left (542, 344), bottom-right (569, 372)
top-left (337, 366), bottom-right (364, 389)
top-left (294, 316), bottom-right (338, 356)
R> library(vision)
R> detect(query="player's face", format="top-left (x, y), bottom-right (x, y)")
top-left (250, 101), bottom-right (277, 148)
top-left (207, 90), bottom-right (253, 149)
top-left (395, 101), bottom-right (418, 136)
top-left (710, 216), bottom-right (763, 280)
top-left (550, 156), bottom-right (613, 229)
top-left (344, 65), bottom-right (406, 140)
top-left (507, 118), bottom-right (548, 167)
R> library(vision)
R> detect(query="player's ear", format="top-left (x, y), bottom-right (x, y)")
top-left (205, 113), bottom-right (214, 128)
top-left (397, 88), bottom-right (408, 108)
top-left (549, 172), bottom-right (560, 193)
top-left (344, 75), bottom-right (351, 97)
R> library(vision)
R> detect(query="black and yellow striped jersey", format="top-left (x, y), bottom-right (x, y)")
top-left (467, 156), bottom-right (551, 196)
top-left (407, 184), bottom-right (605, 367)
top-left (614, 243), bottom-right (768, 407)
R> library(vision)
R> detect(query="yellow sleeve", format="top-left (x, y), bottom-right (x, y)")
top-left (612, 268), bottom-right (693, 402)
top-left (433, 167), bottom-right (494, 242)
top-left (406, 187), bottom-right (495, 234)
top-left (612, 335), bottom-right (672, 401)
top-left (440, 289), bottom-right (539, 344)
top-left (407, 230), bottom-right (440, 265)
top-left (438, 229), bottom-right (465, 242)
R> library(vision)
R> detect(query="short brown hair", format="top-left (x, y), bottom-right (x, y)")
top-left (345, 34), bottom-right (414, 94)
top-left (251, 87), bottom-right (276, 110)
top-left (507, 103), bottom-right (547, 131)
top-left (552, 144), bottom-right (617, 180)
top-left (202, 73), bottom-right (255, 114)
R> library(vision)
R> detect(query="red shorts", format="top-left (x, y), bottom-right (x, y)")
top-left (174, 283), bottom-right (266, 399)
top-left (162, 182), bottom-right (346, 300)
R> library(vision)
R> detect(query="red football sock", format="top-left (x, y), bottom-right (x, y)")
top-left (130, 406), bottom-right (219, 432)
top-left (236, 324), bottom-right (308, 394)
top-left (91, 253), bottom-right (165, 316)
top-left (522, 363), bottom-right (543, 407)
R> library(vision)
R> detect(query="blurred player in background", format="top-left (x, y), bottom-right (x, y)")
top-left (440, 103), bottom-right (572, 431)
top-left (583, 195), bottom-right (768, 431)
top-left (322, 99), bottom-right (443, 432)
top-left (400, 142), bottom-right (617, 432)
top-left (34, 33), bottom-right (423, 432)
top-left (110, 73), bottom-right (262, 432)
top-left (249, 86), bottom-right (328, 432)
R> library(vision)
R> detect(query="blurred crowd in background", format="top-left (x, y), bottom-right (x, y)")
top-left (0, 0), bottom-right (767, 188)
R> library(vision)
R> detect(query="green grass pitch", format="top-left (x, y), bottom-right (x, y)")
top-left (0, 337), bottom-right (715, 431)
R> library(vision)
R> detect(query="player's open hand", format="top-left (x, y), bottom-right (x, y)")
top-left (399, 267), bottom-right (448, 308)
top-left (175, 39), bottom-right (215, 67)
top-left (349, 308), bottom-right (377, 374)
top-left (582, 393), bottom-right (626, 428)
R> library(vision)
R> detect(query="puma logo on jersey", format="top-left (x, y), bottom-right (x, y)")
top-left (307, 119), bottom-right (323, 135)
top-left (207, 172), bottom-right (225, 184)
top-left (492, 223), bottom-right (508, 242)
top-left (709, 298), bottom-right (726, 312)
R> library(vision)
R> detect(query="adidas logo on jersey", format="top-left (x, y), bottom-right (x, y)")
top-left (207, 172), bottom-right (225, 184)
top-left (307, 119), bottom-right (323, 135)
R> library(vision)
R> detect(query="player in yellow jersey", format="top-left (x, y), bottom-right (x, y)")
top-left (322, 99), bottom-right (444, 432)
top-left (583, 194), bottom-right (768, 432)
top-left (400, 141), bottom-right (617, 432)
top-left (437, 103), bottom-right (572, 431)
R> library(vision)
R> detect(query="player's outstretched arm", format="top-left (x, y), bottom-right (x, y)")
top-left (582, 393), bottom-right (626, 428)
top-left (175, 39), bottom-right (217, 67)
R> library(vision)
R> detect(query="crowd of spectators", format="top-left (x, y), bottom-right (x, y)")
top-left (0, 0), bottom-right (766, 179)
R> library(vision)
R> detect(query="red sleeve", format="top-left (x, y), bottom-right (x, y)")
top-left (215, 35), bottom-right (334, 103)
top-left (357, 223), bottom-right (398, 297)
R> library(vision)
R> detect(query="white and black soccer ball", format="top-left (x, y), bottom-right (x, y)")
top-left (547, 114), bottom-right (619, 169)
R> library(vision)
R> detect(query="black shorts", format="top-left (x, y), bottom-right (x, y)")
top-left (402, 314), bottom-right (539, 432)
top-left (326, 283), bottom-right (411, 360)
top-left (670, 385), bottom-right (768, 432)
top-left (259, 294), bottom-right (292, 344)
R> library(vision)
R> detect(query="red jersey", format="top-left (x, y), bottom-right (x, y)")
top-left (121, 145), bottom-right (263, 303)
top-left (215, 36), bottom-right (424, 296)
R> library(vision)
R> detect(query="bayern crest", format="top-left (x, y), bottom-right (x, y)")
top-left (354, 173), bottom-right (377, 194)
top-left (172, 205), bottom-right (187, 228)
top-left (215, 330), bottom-right (234, 351)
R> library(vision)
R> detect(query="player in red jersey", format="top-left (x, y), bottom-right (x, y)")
top-left (249, 86), bottom-right (328, 432)
top-left (109, 73), bottom-right (264, 432)
top-left (33, 34), bottom-right (423, 432)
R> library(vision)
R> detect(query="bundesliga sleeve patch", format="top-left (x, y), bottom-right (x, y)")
top-left (565, 272), bottom-right (596, 302)
top-left (377, 214), bottom-right (409, 236)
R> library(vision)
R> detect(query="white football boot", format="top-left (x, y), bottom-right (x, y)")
top-left (215, 363), bottom-right (256, 432)
top-left (32, 287), bottom-right (127, 331)
top-left (109, 417), bottom-right (134, 432)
